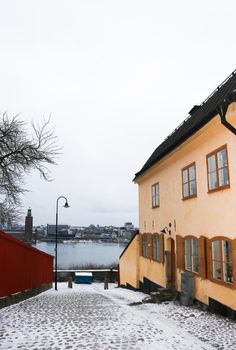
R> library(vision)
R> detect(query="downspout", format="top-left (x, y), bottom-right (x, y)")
top-left (218, 93), bottom-right (236, 135)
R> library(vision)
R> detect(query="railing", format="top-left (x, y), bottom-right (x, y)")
top-left (0, 230), bottom-right (53, 297)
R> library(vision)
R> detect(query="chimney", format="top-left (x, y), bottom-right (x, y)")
top-left (189, 105), bottom-right (201, 116)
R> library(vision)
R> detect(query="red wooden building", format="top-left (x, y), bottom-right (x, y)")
top-left (0, 230), bottom-right (53, 298)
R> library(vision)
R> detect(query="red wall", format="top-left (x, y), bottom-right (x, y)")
top-left (0, 230), bottom-right (53, 297)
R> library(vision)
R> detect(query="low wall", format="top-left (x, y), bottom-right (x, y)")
top-left (56, 269), bottom-right (118, 283)
top-left (0, 283), bottom-right (52, 309)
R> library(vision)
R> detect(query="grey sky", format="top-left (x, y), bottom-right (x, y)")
top-left (0, 0), bottom-right (235, 226)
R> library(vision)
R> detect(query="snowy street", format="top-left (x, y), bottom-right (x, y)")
top-left (0, 283), bottom-right (236, 349)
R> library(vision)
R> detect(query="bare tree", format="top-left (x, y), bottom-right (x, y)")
top-left (0, 113), bottom-right (60, 224)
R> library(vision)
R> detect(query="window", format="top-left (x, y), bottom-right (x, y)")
top-left (151, 183), bottom-right (159, 208)
top-left (207, 146), bottom-right (230, 192)
top-left (142, 234), bottom-right (148, 257)
top-left (184, 237), bottom-right (199, 273)
top-left (212, 239), bottom-right (233, 284)
top-left (182, 163), bottom-right (197, 199)
top-left (153, 234), bottom-right (161, 261)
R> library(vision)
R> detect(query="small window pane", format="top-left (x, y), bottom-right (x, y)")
top-left (156, 236), bottom-right (161, 261)
top-left (208, 171), bottom-right (217, 190)
top-left (152, 197), bottom-right (156, 207)
top-left (192, 239), bottom-right (198, 255)
top-left (185, 239), bottom-right (191, 270)
top-left (217, 149), bottom-right (227, 168)
top-left (192, 256), bottom-right (199, 273)
top-left (213, 260), bottom-right (222, 280)
top-left (189, 165), bottom-right (195, 181)
top-left (143, 236), bottom-right (148, 257)
top-left (222, 240), bottom-right (232, 263)
top-left (183, 169), bottom-right (188, 183)
top-left (208, 155), bottom-right (216, 172)
top-left (223, 263), bottom-right (233, 283)
top-left (153, 235), bottom-right (161, 261)
top-left (183, 183), bottom-right (189, 197)
top-left (212, 240), bottom-right (220, 260)
top-left (152, 185), bottom-right (156, 196)
top-left (218, 167), bottom-right (229, 187)
top-left (192, 239), bottom-right (199, 273)
top-left (189, 180), bottom-right (196, 196)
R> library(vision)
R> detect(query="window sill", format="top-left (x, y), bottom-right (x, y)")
top-left (207, 184), bottom-right (230, 193)
top-left (152, 205), bottom-right (160, 209)
top-left (210, 277), bottom-right (234, 289)
top-left (184, 269), bottom-right (199, 276)
top-left (182, 194), bottom-right (197, 201)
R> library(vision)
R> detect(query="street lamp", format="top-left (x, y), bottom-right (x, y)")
top-left (55, 196), bottom-right (70, 291)
top-left (160, 223), bottom-right (171, 236)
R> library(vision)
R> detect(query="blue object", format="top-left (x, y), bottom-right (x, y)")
top-left (75, 272), bottom-right (93, 284)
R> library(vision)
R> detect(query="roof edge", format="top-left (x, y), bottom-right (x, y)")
top-left (119, 231), bottom-right (139, 259)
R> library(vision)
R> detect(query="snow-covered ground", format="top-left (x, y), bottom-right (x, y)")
top-left (0, 283), bottom-right (236, 349)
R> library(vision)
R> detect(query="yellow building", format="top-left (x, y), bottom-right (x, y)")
top-left (119, 70), bottom-right (236, 317)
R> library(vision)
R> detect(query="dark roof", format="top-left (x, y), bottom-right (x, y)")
top-left (134, 70), bottom-right (236, 181)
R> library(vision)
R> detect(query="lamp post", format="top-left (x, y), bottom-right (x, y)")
top-left (55, 196), bottom-right (70, 291)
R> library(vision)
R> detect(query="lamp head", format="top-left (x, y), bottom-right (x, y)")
top-left (160, 228), bottom-right (167, 234)
top-left (160, 226), bottom-right (171, 235)
top-left (63, 201), bottom-right (70, 208)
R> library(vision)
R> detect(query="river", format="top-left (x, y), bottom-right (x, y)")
top-left (33, 241), bottom-right (126, 269)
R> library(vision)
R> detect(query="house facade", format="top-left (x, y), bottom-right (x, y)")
top-left (119, 70), bottom-right (236, 315)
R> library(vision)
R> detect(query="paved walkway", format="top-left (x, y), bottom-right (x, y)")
top-left (0, 283), bottom-right (236, 349)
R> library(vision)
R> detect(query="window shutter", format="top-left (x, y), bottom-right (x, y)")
top-left (206, 238), bottom-right (212, 280)
top-left (160, 234), bottom-right (165, 263)
top-left (139, 234), bottom-right (143, 256)
top-left (198, 236), bottom-right (207, 279)
top-left (176, 235), bottom-right (184, 270)
top-left (148, 233), bottom-right (153, 259)
top-left (232, 239), bottom-right (236, 289)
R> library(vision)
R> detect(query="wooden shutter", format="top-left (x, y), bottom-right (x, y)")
top-left (148, 233), bottom-right (153, 259)
top-left (176, 235), bottom-right (184, 270)
top-left (139, 234), bottom-right (143, 256)
top-left (232, 239), bottom-right (236, 289)
top-left (198, 236), bottom-right (207, 279)
top-left (160, 234), bottom-right (165, 263)
top-left (206, 238), bottom-right (212, 280)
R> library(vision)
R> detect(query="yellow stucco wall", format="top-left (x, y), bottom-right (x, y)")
top-left (139, 256), bottom-right (166, 287)
top-left (132, 102), bottom-right (236, 309)
top-left (119, 235), bottom-right (140, 288)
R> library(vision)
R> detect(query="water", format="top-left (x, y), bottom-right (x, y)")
top-left (33, 241), bottom-right (126, 269)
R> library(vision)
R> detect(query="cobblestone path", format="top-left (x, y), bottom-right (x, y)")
top-left (0, 284), bottom-right (235, 349)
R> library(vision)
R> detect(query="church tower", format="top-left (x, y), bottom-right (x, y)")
top-left (25, 208), bottom-right (33, 242)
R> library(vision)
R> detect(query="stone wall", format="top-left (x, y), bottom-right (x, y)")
top-left (0, 283), bottom-right (52, 309)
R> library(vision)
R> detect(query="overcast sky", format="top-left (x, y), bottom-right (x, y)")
top-left (0, 0), bottom-right (235, 227)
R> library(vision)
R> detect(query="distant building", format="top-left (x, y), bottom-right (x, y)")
top-left (47, 224), bottom-right (70, 237)
top-left (25, 208), bottom-right (33, 242)
top-left (124, 222), bottom-right (134, 230)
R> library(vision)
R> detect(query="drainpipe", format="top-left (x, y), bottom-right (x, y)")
top-left (218, 92), bottom-right (236, 135)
